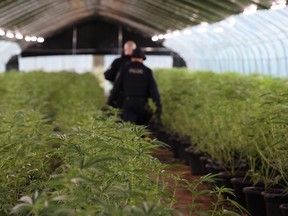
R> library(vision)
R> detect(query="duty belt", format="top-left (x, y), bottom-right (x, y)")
top-left (126, 96), bottom-right (147, 100)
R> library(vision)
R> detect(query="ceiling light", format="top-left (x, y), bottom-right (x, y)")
top-left (172, 30), bottom-right (180, 36)
top-left (15, 33), bottom-right (23, 40)
top-left (0, 29), bottom-right (5, 36)
top-left (183, 29), bottom-right (192, 35)
top-left (37, 37), bottom-right (45, 43)
top-left (6, 31), bottom-right (14, 38)
top-left (31, 36), bottom-right (37, 42)
top-left (228, 17), bottom-right (236, 27)
top-left (152, 35), bottom-right (159, 42)
top-left (243, 4), bottom-right (258, 15)
top-left (213, 27), bottom-right (224, 33)
top-left (158, 34), bottom-right (164, 40)
top-left (271, 0), bottom-right (287, 9)
top-left (200, 22), bottom-right (209, 26)
top-left (25, 36), bottom-right (31, 42)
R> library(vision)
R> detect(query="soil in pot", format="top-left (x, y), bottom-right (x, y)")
top-left (243, 186), bottom-right (266, 216)
top-left (280, 204), bottom-right (288, 216)
top-left (263, 188), bottom-right (288, 216)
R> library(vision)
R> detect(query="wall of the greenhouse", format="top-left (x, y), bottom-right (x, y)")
top-left (18, 55), bottom-right (173, 73)
top-left (0, 40), bottom-right (21, 73)
top-left (19, 55), bottom-right (94, 73)
top-left (104, 55), bottom-right (173, 70)
top-left (163, 8), bottom-right (288, 77)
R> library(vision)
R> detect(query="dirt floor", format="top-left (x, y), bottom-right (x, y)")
top-left (152, 147), bottom-right (214, 216)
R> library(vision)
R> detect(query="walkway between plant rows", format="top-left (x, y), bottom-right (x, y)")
top-left (151, 148), bottom-right (213, 216)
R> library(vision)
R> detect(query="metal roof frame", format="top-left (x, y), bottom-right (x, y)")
top-left (0, 0), bottom-right (282, 72)
top-left (0, 0), bottom-right (273, 40)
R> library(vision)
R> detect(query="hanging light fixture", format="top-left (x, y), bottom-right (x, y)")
top-left (0, 29), bottom-right (5, 36)
top-left (243, 4), bottom-right (258, 15)
top-left (271, 0), bottom-right (287, 9)
top-left (30, 36), bottom-right (37, 42)
top-left (0, 26), bottom-right (44, 43)
top-left (25, 36), bottom-right (31, 42)
top-left (37, 37), bottom-right (45, 43)
top-left (152, 35), bottom-right (159, 41)
top-left (227, 17), bottom-right (236, 27)
top-left (158, 34), bottom-right (164, 40)
top-left (15, 33), bottom-right (24, 40)
top-left (6, 31), bottom-right (14, 38)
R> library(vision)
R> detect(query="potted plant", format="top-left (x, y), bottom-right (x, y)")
top-left (243, 91), bottom-right (288, 216)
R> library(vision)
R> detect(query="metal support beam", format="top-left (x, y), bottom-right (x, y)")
top-left (118, 25), bottom-right (123, 55)
top-left (72, 25), bottom-right (77, 55)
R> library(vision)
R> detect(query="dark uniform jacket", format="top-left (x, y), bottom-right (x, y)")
top-left (108, 62), bottom-right (161, 110)
top-left (104, 55), bottom-right (131, 82)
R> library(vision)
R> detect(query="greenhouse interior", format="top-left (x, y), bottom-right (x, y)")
top-left (1, 0), bottom-right (288, 215)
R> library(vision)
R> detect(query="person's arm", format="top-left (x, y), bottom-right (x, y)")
top-left (148, 70), bottom-right (162, 117)
top-left (104, 58), bottom-right (121, 82)
top-left (107, 69), bottom-right (124, 107)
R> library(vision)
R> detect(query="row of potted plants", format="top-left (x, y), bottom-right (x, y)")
top-left (0, 71), bottom-right (251, 215)
top-left (153, 68), bottom-right (288, 216)
top-left (0, 71), bottom-right (175, 215)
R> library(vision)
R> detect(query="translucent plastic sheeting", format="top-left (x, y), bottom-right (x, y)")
top-left (104, 55), bottom-right (173, 70)
top-left (164, 8), bottom-right (288, 77)
top-left (0, 40), bottom-right (21, 73)
top-left (19, 55), bottom-right (94, 73)
top-left (19, 55), bottom-right (173, 73)
top-left (0, 0), bottom-right (262, 41)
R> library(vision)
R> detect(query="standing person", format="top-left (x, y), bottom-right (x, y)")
top-left (104, 41), bottom-right (136, 108)
top-left (108, 48), bottom-right (162, 125)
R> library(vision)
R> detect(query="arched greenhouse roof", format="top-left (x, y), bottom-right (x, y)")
top-left (0, 0), bottom-right (288, 75)
top-left (0, 0), bottom-right (272, 40)
top-left (164, 7), bottom-right (288, 76)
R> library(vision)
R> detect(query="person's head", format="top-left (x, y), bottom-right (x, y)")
top-left (124, 41), bottom-right (136, 56)
top-left (131, 48), bottom-right (146, 62)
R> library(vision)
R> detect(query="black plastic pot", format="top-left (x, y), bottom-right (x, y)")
top-left (205, 163), bottom-right (225, 174)
top-left (157, 131), bottom-right (172, 147)
top-left (177, 141), bottom-right (190, 165)
top-left (186, 149), bottom-right (203, 175)
top-left (263, 188), bottom-right (288, 216)
top-left (200, 156), bottom-right (209, 174)
top-left (280, 204), bottom-right (288, 216)
top-left (212, 171), bottom-right (246, 200)
top-left (217, 171), bottom-right (234, 188)
top-left (215, 171), bottom-right (236, 200)
top-left (147, 121), bottom-right (162, 137)
top-left (231, 177), bottom-right (259, 208)
top-left (169, 137), bottom-right (180, 159)
top-left (243, 186), bottom-right (266, 216)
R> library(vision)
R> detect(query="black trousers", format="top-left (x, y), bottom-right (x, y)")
top-left (122, 97), bottom-right (150, 125)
